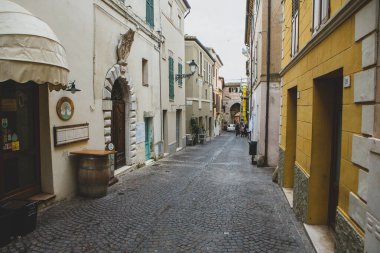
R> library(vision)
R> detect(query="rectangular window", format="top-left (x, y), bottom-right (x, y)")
top-left (146, 0), bottom-right (154, 27)
top-left (199, 52), bottom-right (203, 76)
top-left (168, 2), bottom-right (172, 20)
top-left (169, 56), bottom-right (174, 100)
top-left (178, 62), bottom-right (183, 87)
top-left (291, 0), bottom-right (299, 57)
top-left (208, 64), bottom-right (211, 84)
top-left (313, 0), bottom-right (329, 33)
top-left (178, 14), bottom-right (181, 28)
top-left (142, 58), bottom-right (148, 86)
top-left (203, 60), bottom-right (206, 78)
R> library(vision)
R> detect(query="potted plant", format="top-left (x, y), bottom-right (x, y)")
top-left (190, 117), bottom-right (200, 144)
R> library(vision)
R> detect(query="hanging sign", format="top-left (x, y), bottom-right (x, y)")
top-left (1, 99), bottom-right (17, 111)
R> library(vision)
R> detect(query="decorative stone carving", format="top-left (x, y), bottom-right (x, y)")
top-left (117, 29), bottom-right (135, 66)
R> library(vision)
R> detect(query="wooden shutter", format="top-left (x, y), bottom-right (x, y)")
top-left (169, 57), bottom-right (174, 99)
top-left (146, 0), bottom-right (154, 27)
top-left (178, 63), bottom-right (183, 86)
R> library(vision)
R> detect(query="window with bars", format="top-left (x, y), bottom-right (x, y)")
top-left (169, 56), bottom-right (174, 99)
top-left (291, 0), bottom-right (299, 57)
top-left (146, 0), bottom-right (154, 27)
top-left (178, 62), bottom-right (183, 87)
top-left (313, 0), bottom-right (329, 33)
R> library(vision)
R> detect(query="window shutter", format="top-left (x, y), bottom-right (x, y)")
top-left (178, 63), bottom-right (183, 86)
top-left (169, 57), bottom-right (174, 99)
top-left (146, 0), bottom-right (154, 27)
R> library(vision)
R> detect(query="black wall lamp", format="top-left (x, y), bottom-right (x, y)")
top-left (65, 80), bottom-right (81, 94)
top-left (175, 60), bottom-right (198, 81)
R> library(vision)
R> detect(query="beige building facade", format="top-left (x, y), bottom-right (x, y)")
top-left (185, 36), bottom-right (215, 140)
top-left (160, 0), bottom-right (190, 154)
top-left (245, 0), bottom-right (282, 167)
top-left (207, 48), bottom-right (224, 137)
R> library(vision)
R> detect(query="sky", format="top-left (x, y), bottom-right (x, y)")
top-left (184, 0), bottom-right (247, 83)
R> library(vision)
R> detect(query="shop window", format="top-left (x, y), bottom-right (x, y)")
top-left (0, 81), bottom-right (40, 200)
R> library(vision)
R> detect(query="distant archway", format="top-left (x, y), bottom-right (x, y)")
top-left (230, 103), bottom-right (241, 124)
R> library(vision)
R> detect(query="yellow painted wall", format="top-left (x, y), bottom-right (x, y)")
top-left (281, 0), bottom-right (363, 230)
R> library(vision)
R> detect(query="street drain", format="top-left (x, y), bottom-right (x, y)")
top-left (118, 192), bottom-right (125, 195)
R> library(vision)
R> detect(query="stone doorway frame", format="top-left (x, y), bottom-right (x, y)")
top-left (102, 64), bottom-right (137, 165)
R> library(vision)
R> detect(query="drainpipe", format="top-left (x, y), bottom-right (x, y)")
top-left (264, 0), bottom-right (271, 166)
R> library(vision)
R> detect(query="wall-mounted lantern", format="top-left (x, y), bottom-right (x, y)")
top-left (175, 60), bottom-right (198, 81)
top-left (65, 80), bottom-right (81, 94)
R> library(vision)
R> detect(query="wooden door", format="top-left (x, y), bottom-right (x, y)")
top-left (112, 100), bottom-right (126, 169)
top-left (328, 78), bottom-right (343, 229)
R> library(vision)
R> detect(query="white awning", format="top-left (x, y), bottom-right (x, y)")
top-left (0, 0), bottom-right (69, 90)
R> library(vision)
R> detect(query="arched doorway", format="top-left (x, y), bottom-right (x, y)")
top-left (103, 64), bottom-right (137, 166)
top-left (111, 79), bottom-right (126, 168)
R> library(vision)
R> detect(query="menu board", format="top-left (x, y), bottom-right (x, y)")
top-left (53, 123), bottom-right (89, 146)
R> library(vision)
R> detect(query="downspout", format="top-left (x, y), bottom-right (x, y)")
top-left (158, 0), bottom-right (164, 154)
top-left (249, 15), bottom-right (254, 141)
top-left (264, 0), bottom-right (271, 166)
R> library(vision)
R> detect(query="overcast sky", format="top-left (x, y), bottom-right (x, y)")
top-left (184, 0), bottom-right (247, 83)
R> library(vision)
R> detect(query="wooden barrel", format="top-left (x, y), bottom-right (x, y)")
top-left (77, 155), bottom-right (110, 198)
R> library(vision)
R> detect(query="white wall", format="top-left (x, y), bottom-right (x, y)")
top-left (12, 0), bottom-right (161, 200)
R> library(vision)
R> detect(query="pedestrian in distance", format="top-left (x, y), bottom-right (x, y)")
top-left (240, 123), bottom-right (245, 137)
top-left (235, 123), bottom-right (240, 136)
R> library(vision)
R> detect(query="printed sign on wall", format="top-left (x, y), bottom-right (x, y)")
top-left (136, 122), bottom-right (145, 144)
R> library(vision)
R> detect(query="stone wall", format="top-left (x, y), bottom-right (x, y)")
top-left (293, 165), bottom-right (309, 223)
top-left (335, 210), bottom-right (364, 253)
top-left (277, 147), bottom-right (285, 187)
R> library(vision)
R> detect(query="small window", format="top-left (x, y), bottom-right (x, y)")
top-left (142, 58), bottom-right (148, 86)
top-left (177, 15), bottom-right (181, 28)
top-left (205, 89), bottom-right (207, 99)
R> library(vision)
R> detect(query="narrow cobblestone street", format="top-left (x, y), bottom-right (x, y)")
top-left (1, 133), bottom-right (314, 253)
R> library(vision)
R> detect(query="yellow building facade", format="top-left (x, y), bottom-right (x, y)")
top-left (279, 0), bottom-right (379, 252)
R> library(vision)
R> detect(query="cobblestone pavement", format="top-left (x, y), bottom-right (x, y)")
top-left (1, 133), bottom-right (315, 253)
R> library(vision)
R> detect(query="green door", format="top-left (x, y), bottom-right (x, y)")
top-left (145, 118), bottom-right (150, 160)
